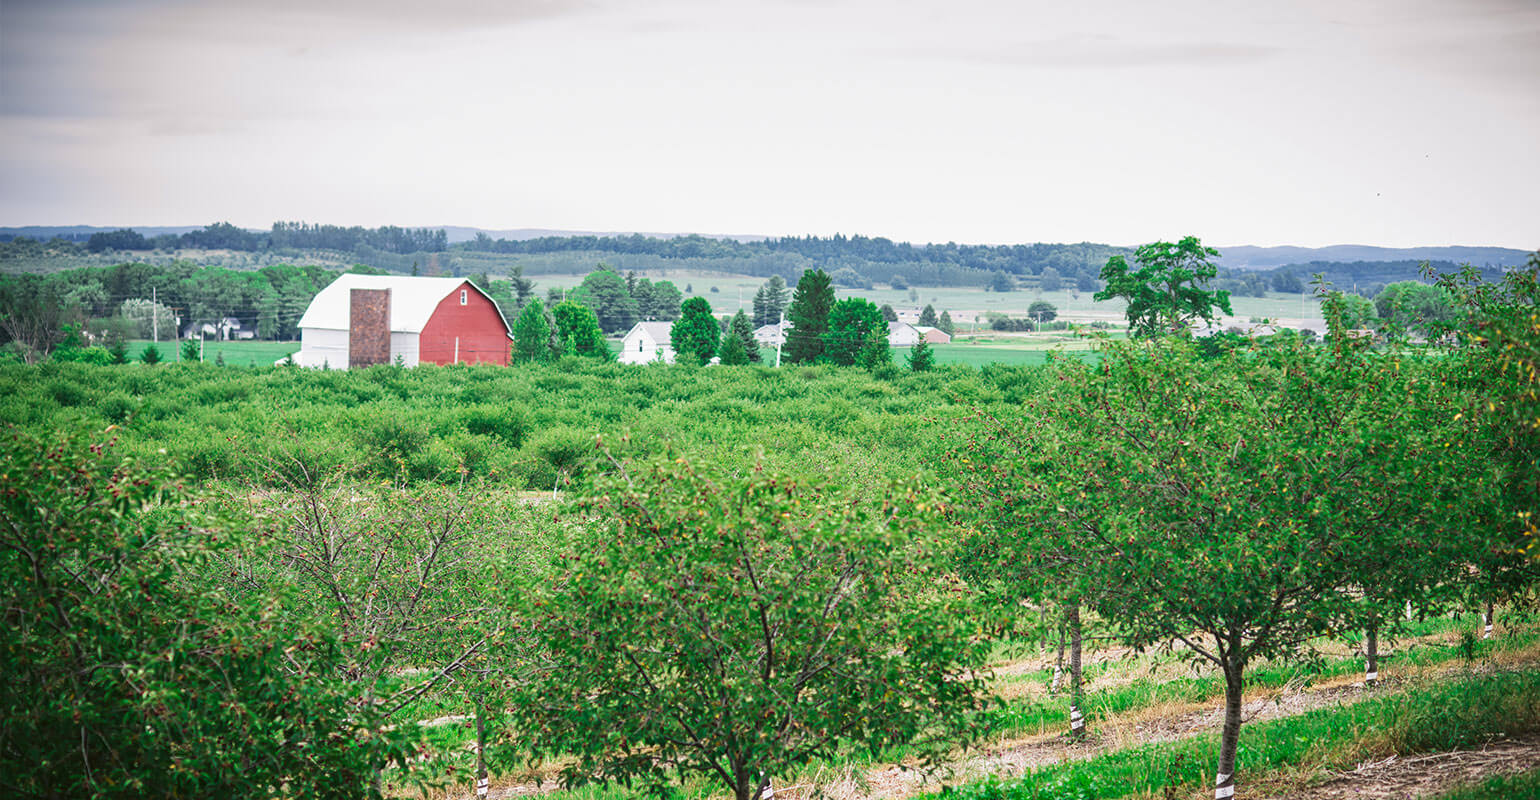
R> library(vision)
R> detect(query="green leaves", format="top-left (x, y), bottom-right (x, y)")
top-left (511, 457), bottom-right (994, 800)
top-left (1094, 236), bottom-right (1232, 337)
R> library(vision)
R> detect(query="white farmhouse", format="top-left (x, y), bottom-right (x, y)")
top-left (619, 321), bottom-right (676, 365)
top-left (754, 320), bottom-right (792, 347)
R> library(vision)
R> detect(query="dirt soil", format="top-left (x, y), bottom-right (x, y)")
top-left (1269, 736), bottom-right (1540, 799)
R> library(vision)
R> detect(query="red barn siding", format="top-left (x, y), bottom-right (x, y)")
top-left (419, 283), bottom-right (510, 366)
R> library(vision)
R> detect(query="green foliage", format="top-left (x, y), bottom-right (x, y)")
top-left (752, 275), bottom-right (788, 327)
top-left (1095, 236), bottom-right (1233, 337)
top-left (551, 300), bottom-right (611, 360)
top-left (907, 336), bottom-right (935, 372)
top-left (138, 343), bottom-right (161, 364)
top-left (720, 310), bottom-right (758, 365)
top-left (0, 428), bottom-right (417, 798)
top-left (988, 273), bottom-right (1015, 292)
top-left (1026, 300), bottom-right (1057, 323)
top-left (919, 304), bottom-right (939, 327)
top-left (880, 303), bottom-right (898, 322)
top-left (824, 297), bottom-right (889, 367)
top-left (512, 298), bottom-right (557, 363)
top-left (938, 310), bottom-right (956, 336)
top-left (570, 265), bottom-right (640, 333)
top-left (1374, 280), bottom-right (1456, 337)
top-left (180, 339), bottom-right (200, 362)
top-left (108, 338), bottom-right (129, 364)
top-left (671, 296), bottom-right (720, 365)
top-left (785, 269), bottom-right (834, 364)
top-left (956, 336), bottom-right (1475, 793)
top-left (511, 457), bottom-right (994, 800)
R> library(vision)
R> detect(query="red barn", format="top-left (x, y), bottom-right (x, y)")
top-left (296, 275), bottom-right (512, 368)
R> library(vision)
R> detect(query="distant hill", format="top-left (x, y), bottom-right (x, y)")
top-left (430, 226), bottom-right (768, 244)
top-left (1216, 244), bottom-right (1531, 271)
top-left (0, 225), bottom-right (212, 242)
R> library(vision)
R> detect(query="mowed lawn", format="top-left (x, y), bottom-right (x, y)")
top-left (125, 339), bottom-right (300, 365)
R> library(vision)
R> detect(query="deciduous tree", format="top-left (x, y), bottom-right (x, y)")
top-left (511, 457), bottom-right (993, 800)
top-left (1095, 237), bottom-right (1233, 337)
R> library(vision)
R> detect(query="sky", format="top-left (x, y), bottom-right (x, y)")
top-left (1, 0), bottom-right (1536, 249)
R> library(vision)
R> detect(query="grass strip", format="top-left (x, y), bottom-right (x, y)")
top-left (929, 668), bottom-right (1540, 800)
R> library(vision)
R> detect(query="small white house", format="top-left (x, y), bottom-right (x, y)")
top-left (619, 321), bottom-right (676, 365)
top-left (889, 323), bottom-right (931, 346)
top-left (754, 320), bottom-right (792, 347)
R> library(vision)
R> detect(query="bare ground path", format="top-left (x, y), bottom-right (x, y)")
top-left (443, 632), bottom-right (1537, 800)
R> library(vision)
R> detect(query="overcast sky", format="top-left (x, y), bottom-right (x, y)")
top-left (2, 0), bottom-right (1536, 248)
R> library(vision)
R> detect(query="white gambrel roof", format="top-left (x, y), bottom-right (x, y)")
top-left (298, 274), bottom-right (503, 333)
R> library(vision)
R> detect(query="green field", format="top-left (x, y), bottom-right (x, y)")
top-left (125, 338), bottom-right (300, 366)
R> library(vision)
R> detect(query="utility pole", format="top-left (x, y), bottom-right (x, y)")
top-left (152, 287), bottom-right (158, 344)
top-left (774, 311), bottom-right (784, 368)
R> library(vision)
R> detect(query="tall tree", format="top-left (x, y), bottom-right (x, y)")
top-left (1094, 236), bottom-right (1233, 337)
top-left (918, 304), bottom-right (939, 327)
top-left (570, 266), bottom-right (639, 333)
top-left (937, 310), bottom-right (956, 336)
top-left (512, 298), bottom-right (557, 363)
top-left (962, 337), bottom-right (1473, 798)
top-left (784, 269), bottom-right (834, 364)
top-left (671, 297), bottom-right (720, 365)
top-left (510, 457), bottom-right (993, 800)
top-left (552, 301), bottom-right (612, 360)
top-left (752, 275), bottom-right (790, 327)
top-left (726, 308), bottom-right (760, 363)
top-left (823, 297), bottom-right (889, 368)
top-left (879, 303), bottom-right (898, 323)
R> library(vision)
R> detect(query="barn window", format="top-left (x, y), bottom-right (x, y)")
top-left (460, 289), bottom-right (468, 306)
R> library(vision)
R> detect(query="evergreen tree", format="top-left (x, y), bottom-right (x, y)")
top-left (727, 309), bottom-right (760, 363)
top-left (918, 304), bottom-right (939, 327)
top-left (650, 281), bottom-right (683, 321)
top-left (513, 298), bottom-right (556, 363)
top-left (785, 270), bottom-right (834, 364)
top-left (880, 304), bottom-right (898, 323)
top-left (180, 339), bottom-right (199, 362)
top-left (108, 339), bottom-right (129, 365)
top-left (938, 310), bottom-right (956, 336)
top-left (671, 297), bottom-right (720, 365)
top-left (717, 332), bottom-right (750, 365)
top-left (214, 350), bottom-right (225, 367)
top-left (752, 275), bottom-right (789, 327)
top-left (906, 335), bottom-right (935, 372)
top-left (139, 343), bottom-right (161, 365)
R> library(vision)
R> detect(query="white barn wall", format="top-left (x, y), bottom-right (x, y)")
top-left (390, 332), bottom-right (421, 367)
top-left (300, 328), bottom-right (350, 369)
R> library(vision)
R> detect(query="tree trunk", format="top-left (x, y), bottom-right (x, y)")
top-left (476, 704), bottom-right (488, 800)
top-left (1364, 620), bottom-right (1379, 687)
top-left (1483, 601), bottom-right (1494, 640)
top-left (1214, 659), bottom-right (1244, 799)
top-left (1068, 603), bottom-right (1084, 739)
top-left (1051, 624), bottom-right (1065, 694)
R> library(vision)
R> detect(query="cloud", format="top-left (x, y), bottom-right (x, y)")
top-left (917, 35), bottom-right (1283, 70)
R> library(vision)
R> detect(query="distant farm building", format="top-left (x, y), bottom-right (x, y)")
top-left (295, 275), bottom-right (511, 369)
top-left (754, 321), bottom-right (791, 347)
top-left (889, 323), bottom-right (950, 346)
top-left (619, 321), bottom-right (676, 365)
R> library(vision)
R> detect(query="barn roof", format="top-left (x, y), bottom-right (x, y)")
top-left (299, 274), bottom-right (507, 334)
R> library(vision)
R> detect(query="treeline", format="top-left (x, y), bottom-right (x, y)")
top-left (460, 232), bottom-right (1126, 288)
top-left (0, 221), bottom-right (452, 256)
top-left (0, 261), bottom-right (345, 360)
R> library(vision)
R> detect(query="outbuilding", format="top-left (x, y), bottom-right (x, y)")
top-left (889, 322), bottom-right (950, 346)
top-left (618, 321), bottom-right (677, 364)
top-left (295, 275), bottom-right (512, 369)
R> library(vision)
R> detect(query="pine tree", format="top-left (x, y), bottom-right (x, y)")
top-left (785, 270), bottom-right (834, 364)
top-left (938, 310), bottom-right (956, 336)
top-left (671, 298), bottom-right (720, 365)
top-left (717, 333), bottom-right (750, 365)
top-left (728, 309), bottom-right (760, 363)
top-left (752, 275), bottom-right (789, 327)
top-left (139, 344), bottom-right (161, 365)
top-left (906, 335), bottom-right (934, 372)
top-left (918, 304), bottom-right (939, 327)
top-left (880, 304), bottom-right (898, 323)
